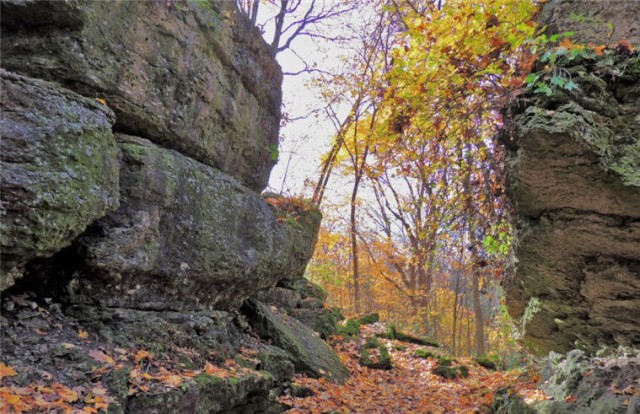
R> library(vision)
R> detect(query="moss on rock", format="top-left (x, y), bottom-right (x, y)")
top-left (0, 70), bottom-right (119, 291)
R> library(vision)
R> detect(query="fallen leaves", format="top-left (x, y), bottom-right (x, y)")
top-left (280, 325), bottom-right (545, 413)
top-left (0, 363), bottom-right (17, 379)
top-left (0, 381), bottom-right (108, 413)
top-left (88, 349), bottom-right (115, 366)
top-left (134, 350), bottom-right (153, 362)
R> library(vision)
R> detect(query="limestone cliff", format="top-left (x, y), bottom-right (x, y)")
top-left (0, 1), bottom-right (347, 412)
top-left (503, 3), bottom-right (640, 355)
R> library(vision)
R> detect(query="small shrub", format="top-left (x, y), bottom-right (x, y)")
top-left (474, 356), bottom-right (499, 371)
top-left (437, 356), bottom-right (452, 367)
top-left (337, 319), bottom-right (361, 336)
top-left (364, 337), bottom-right (381, 349)
top-left (356, 313), bottom-right (380, 325)
top-left (337, 313), bottom-right (379, 337)
top-left (414, 349), bottom-right (435, 359)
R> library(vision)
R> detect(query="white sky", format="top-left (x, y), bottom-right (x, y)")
top-left (257, 1), bottom-right (365, 198)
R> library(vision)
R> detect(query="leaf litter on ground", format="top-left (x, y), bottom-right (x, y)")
top-left (279, 324), bottom-right (547, 413)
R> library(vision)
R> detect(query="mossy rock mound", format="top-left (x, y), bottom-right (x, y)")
top-left (359, 338), bottom-right (393, 370)
top-left (432, 364), bottom-right (468, 379)
top-left (383, 325), bottom-right (440, 347)
top-left (243, 299), bottom-right (350, 384)
top-left (474, 356), bottom-right (499, 371)
top-left (414, 349), bottom-right (436, 359)
top-left (337, 313), bottom-right (380, 337)
top-left (128, 373), bottom-right (278, 414)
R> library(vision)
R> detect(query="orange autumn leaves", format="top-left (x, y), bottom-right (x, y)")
top-left (279, 326), bottom-right (545, 413)
top-left (0, 347), bottom-right (265, 413)
top-left (1, 362), bottom-right (109, 414)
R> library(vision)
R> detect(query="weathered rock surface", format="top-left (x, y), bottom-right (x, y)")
top-left (0, 1), bottom-right (336, 412)
top-left (1, 0), bottom-right (282, 191)
top-left (256, 346), bottom-right (296, 382)
top-left (126, 372), bottom-right (280, 414)
top-left (0, 293), bottom-right (285, 414)
top-left (492, 350), bottom-right (640, 414)
top-left (243, 299), bottom-right (350, 384)
top-left (0, 70), bottom-right (119, 291)
top-left (30, 135), bottom-right (321, 311)
top-left (538, 0), bottom-right (640, 48)
top-left (253, 279), bottom-right (343, 339)
top-left (66, 305), bottom-right (242, 360)
top-left (502, 51), bottom-right (640, 354)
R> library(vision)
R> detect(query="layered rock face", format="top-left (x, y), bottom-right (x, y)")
top-left (1, 1), bottom-right (347, 412)
top-left (1, 0), bottom-right (281, 191)
top-left (503, 5), bottom-right (640, 355)
top-left (37, 135), bottom-right (321, 311)
top-left (1, 70), bottom-right (120, 290)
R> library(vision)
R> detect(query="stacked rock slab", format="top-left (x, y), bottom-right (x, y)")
top-left (503, 3), bottom-right (640, 355)
top-left (0, 0), bottom-right (305, 312)
top-left (1, 1), bottom-right (348, 412)
top-left (0, 70), bottom-right (120, 290)
top-left (252, 278), bottom-right (344, 339)
top-left (1, 0), bottom-right (281, 191)
top-left (34, 134), bottom-right (322, 311)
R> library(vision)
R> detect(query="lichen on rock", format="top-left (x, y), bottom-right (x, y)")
top-left (31, 134), bottom-right (321, 311)
top-left (502, 50), bottom-right (640, 355)
top-left (242, 299), bottom-right (350, 384)
top-left (0, 69), bottom-right (120, 291)
top-left (0, 0), bottom-right (282, 191)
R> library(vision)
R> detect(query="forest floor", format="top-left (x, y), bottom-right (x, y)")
top-left (0, 294), bottom-right (546, 413)
top-left (279, 324), bottom-right (546, 414)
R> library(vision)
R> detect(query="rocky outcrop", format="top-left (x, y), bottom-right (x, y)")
top-left (0, 70), bottom-right (119, 291)
top-left (0, 1), bottom-right (341, 413)
top-left (30, 135), bottom-right (321, 311)
top-left (492, 350), bottom-right (640, 413)
top-left (126, 373), bottom-right (280, 414)
top-left (0, 296), bottom-right (283, 414)
top-left (243, 299), bottom-right (350, 384)
top-left (253, 279), bottom-right (344, 339)
top-left (502, 50), bottom-right (640, 354)
top-left (1, 0), bottom-right (282, 191)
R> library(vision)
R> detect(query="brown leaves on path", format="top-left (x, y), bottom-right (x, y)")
top-left (280, 326), bottom-right (545, 413)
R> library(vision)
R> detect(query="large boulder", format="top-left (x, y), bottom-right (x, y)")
top-left (0, 70), bottom-right (119, 291)
top-left (252, 279), bottom-right (342, 339)
top-left (34, 135), bottom-right (321, 311)
top-left (492, 350), bottom-right (640, 414)
top-left (502, 51), bottom-right (640, 354)
top-left (243, 299), bottom-right (350, 384)
top-left (0, 0), bottom-right (282, 191)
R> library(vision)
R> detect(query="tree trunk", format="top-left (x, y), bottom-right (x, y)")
top-left (472, 269), bottom-right (485, 356)
top-left (350, 173), bottom-right (362, 314)
top-left (452, 276), bottom-right (460, 356)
